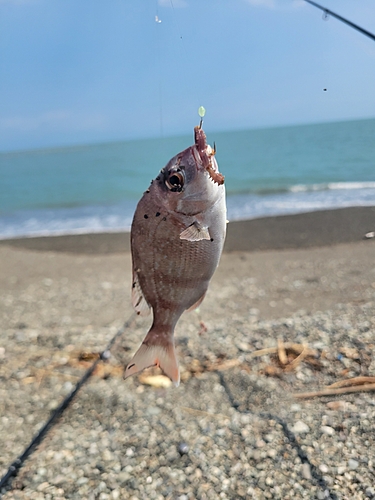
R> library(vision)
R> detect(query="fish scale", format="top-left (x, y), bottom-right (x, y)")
top-left (133, 204), bottom-right (214, 317)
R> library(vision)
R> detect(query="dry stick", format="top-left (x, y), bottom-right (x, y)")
top-left (328, 376), bottom-right (375, 388)
top-left (285, 345), bottom-right (309, 372)
top-left (249, 347), bottom-right (278, 357)
top-left (277, 338), bottom-right (288, 365)
top-left (294, 383), bottom-right (375, 400)
top-left (0, 314), bottom-right (135, 494)
top-left (207, 358), bottom-right (242, 372)
top-left (250, 343), bottom-right (317, 358)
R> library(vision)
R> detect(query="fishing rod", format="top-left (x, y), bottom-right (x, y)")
top-left (304, 0), bottom-right (375, 42)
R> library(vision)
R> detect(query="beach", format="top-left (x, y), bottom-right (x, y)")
top-left (1, 207), bottom-right (375, 499)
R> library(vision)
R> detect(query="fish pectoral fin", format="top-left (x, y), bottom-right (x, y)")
top-left (131, 272), bottom-right (151, 316)
top-left (124, 340), bottom-right (180, 387)
top-left (186, 292), bottom-right (206, 312)
top-left (180, 223), bottom-right (211, 242)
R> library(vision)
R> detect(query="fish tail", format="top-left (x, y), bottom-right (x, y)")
top-left (124, 329), bottom-right (180, 387)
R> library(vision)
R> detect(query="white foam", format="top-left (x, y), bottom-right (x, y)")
top-left (327, 181), bottom-right (375, 190)
top-left (227, 184), bottom-right (375, 222)
top-left (289, 181), bottom-right (375, 193)
top-left (1, 183), bottom-right (375, 240)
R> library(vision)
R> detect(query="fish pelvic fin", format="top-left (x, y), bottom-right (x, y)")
top-left (124, 331), bottom-right (180, 387)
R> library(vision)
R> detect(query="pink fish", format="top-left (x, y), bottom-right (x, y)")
top-left (124, 125), bottom-right (226, 386)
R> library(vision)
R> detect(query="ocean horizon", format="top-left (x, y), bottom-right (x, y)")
top-left (1, 117), bottom-right (375, 240)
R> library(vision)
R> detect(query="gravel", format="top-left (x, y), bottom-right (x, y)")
top-left (1, 300), bottom-right (374, 499)
top-left (1, 242), bottom-right (375, 499)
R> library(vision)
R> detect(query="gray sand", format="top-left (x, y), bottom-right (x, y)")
top-left (1, 210), bottom-right (375, 499)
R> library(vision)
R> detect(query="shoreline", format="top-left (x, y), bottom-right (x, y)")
top-left (0, 206), bottom-right (374, 254)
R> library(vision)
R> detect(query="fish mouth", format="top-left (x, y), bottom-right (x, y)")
top-left (194, 125), bottom-right (225, 186)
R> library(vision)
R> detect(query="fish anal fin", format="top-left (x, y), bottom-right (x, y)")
top-left (180, 223), bottom-right (210, 242)
top-left (132, 271), bottom-right (151, 316)
top-left (124, 336), bottom-right (180, 387)
top-left (186, 292), bottom-right (206, 312)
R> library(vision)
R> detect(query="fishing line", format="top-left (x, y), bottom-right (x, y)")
top-left (169, 0), bottom-right (184, 41)
top-left (304, 0), bottom-right (375, 42)
top-left (154, 1), bottom-right (164, 137)
top-left (0, 313), bottom-right (136, 495)
top-left (153, 0), bottom-right (186, 140)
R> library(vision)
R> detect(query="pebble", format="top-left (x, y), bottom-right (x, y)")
top-left (321, 425), bottom-right (335, 436)
top-left (316, 491), bottom-right (330, 500)
top-left (292, 421), bottom-right (310, 434)
top-left (146, 406), bottom-right (161, 415)
top-left (290, 404), bottom-right (301, 412)
top-left (77, 477), bottom-right (89, 486)
top-left (301, 463), bottom-right (312, 480)
top-left (178, 442), bottom-right (189, 455)
top-left (348, 459), bottom-right (359, 470)
top-left (326, 401), bottom-right (348, 411)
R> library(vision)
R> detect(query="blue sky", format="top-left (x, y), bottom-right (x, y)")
top-left (1, 0), bottom-right (375, 151)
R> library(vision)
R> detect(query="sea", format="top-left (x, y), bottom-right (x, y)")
top-left (1, 117), bottom-right (375, 240)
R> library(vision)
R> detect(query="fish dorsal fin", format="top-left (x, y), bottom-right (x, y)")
top-left (132, 271), bottom-right (151, 316)
top-left (180, 222), bottom-right (211, 242)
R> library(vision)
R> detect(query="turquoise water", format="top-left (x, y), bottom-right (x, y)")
top-left (1, 118), bottom-right (375, 238)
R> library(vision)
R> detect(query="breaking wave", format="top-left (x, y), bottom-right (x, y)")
top-left (289, 181), bottom-right (375, 193)
top-left (1, 181), bottom-right (374, 240)
top-left (227, 182), bottom-right (375, 222)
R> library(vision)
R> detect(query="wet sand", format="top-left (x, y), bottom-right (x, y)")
top-left (1, 206), bottom-right (374, 255)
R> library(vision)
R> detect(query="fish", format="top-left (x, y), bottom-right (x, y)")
top-left (124, 124), bottom-right (226, 386)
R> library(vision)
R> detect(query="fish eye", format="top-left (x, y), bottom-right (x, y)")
top-left (165, 170), bottom-right (185, 192)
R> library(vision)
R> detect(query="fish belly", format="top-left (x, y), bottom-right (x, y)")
top-left (131, 195), bottom-right (225, 320)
